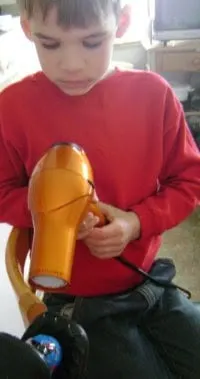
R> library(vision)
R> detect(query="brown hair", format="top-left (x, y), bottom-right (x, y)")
top-left (17, 0), bottom-right (121, 27)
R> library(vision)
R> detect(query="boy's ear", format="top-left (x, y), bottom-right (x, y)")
top-left (116, 4), bottom-right (132, 38)
top-left (20, 14), bottom-right (33, 41)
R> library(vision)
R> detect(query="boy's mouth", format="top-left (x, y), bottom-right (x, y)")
top-left (57, 79), bottom-right (93, 89)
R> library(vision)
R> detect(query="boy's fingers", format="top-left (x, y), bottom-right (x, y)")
top-left (77, 230), bottom-right (92, 240)
top-left (86, 236), bottom-right (122, 248)
top-left (77, 213), bottom-right (100, 240)
top-left (84, 222), bottom-right (117, 240)
top-left (98, 202), bottom-right (116, 222)
top-left (79, 213), bottom-right (99, 230)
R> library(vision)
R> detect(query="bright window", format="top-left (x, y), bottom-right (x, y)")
top-left (120, 0), bottom-right (151, 42)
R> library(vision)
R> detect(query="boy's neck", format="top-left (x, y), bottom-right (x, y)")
top-left (99, 65), bottom-right (117, 82)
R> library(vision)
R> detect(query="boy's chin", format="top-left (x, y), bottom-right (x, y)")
top-left (59, 86), bottom-right (94, 96)
top-left (56, 81), bottom-right (97, 96)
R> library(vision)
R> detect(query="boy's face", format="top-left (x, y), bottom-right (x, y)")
top-left (22, 6), bottom-right (123, 96)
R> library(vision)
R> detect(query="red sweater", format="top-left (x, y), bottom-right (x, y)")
top-left (0, 70), bottom-right (200, 296)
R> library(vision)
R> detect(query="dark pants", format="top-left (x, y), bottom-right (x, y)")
top-left (44, 260), bottom-right (200, 379)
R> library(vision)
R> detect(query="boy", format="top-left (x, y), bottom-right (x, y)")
top-left (0, 0), bottom-right (200, 378)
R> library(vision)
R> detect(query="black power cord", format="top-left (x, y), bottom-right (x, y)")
top-left (115, 256), bottom-right (191, 299)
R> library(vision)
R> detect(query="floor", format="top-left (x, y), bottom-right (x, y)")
top-left (159, 207), bottom-right (200, 301)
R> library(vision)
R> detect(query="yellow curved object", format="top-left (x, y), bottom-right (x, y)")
top-left (5, 227), bottom-right (47, 327)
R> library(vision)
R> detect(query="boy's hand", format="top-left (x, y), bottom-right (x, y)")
top-left (78, 203), bottom-right (141, 259)
top-left (77, 212), bottom-right (100, 240)
top-left (77, 191), bottom-right (100, 240)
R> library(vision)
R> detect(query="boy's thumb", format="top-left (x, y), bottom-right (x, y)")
top-left (98, 202), bottom-right (114, 222)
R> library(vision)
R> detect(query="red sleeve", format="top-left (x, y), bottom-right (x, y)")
top-left (132, 87), bottom-right (200, 239)
top-left (0, 122), bottom-right (32, 228)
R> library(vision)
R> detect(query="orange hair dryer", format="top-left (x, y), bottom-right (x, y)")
top-left (28, 143), bottom-right (106, 292)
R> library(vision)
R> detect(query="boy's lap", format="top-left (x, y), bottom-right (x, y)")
top-left (44, 287), bottom-right (200, 378)
top-left (85, 315), bottom-right (174, 379)
top-left (84, 288), bottom-right (200, 379)
top-left (143, 289), bottom-right (200, 378)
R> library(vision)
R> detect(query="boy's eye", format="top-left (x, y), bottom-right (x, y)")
top-left (40, 40), bottom-right (103, 50)
top-left (41, 43), bottom-right (60, 50)
top-left (83, 41), bottom-right (103, 49)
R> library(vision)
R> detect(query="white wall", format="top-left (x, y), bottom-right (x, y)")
top-left (0, 224), bottom-right (25, 337)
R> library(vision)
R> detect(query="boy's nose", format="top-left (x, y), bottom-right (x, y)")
top-left (59, 48), bottom-right (85, 72)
